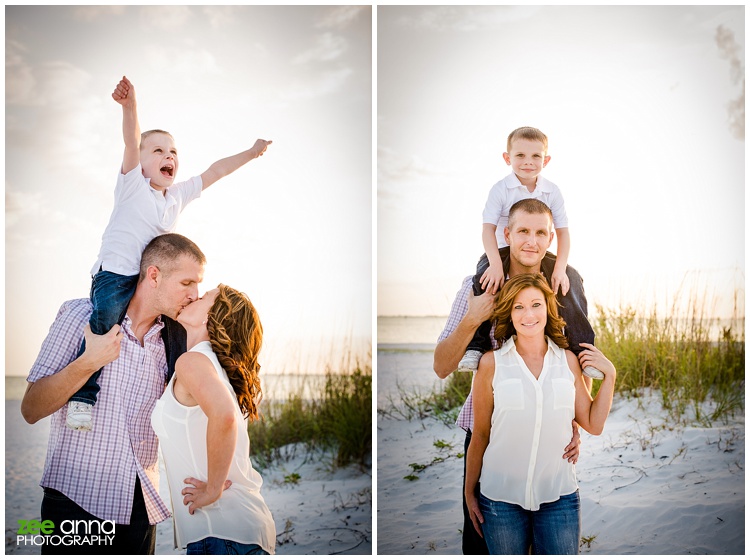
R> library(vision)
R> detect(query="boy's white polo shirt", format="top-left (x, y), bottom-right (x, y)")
top-left (91, 164), bottom-right (202, 276)
top-left (482, 173), bottom-right (568, 248)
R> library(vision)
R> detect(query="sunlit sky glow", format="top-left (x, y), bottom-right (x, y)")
top-left (6, 5), bottom-right (372, 376)
top-left (378, 5), bottom-right (744, 322)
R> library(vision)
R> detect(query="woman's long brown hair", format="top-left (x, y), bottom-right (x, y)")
top-left (491, 273), bottom-right (569, 349)
top-left (206, 284), bottom-right (263, 420)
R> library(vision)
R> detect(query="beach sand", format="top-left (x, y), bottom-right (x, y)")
top-left (5, 401), bottom-right (371, 555)
top-left (377, 391), bottom-right (744, 554)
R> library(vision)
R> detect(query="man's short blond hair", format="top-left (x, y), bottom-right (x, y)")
top-left (507, 198), bottom-right (554, 230)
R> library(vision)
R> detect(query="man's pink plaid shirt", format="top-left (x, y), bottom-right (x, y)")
top-left (28, 299), bottom-right (171, 525)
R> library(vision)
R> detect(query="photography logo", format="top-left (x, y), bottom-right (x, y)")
top-left (17, 518), bottom-right (115, 547)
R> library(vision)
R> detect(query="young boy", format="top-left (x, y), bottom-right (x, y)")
top-left (66, 76), bottom-right (272, 431)
top-left (457, 126), bottom-right (603, 379)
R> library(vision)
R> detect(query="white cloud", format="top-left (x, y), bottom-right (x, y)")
top-left (316, 6), bottom-right (367, 30)
top-left (147, 47), bottom-right (221, 76)
top-left (201, 6), bottom-right (238, 29)
top-left (139, 5), bottom-right (193, 29)
top-left (377, 146), bottom-right (446, 183)
top-left (5, 41), bottom-right (93, 108)
top-left (281, 68), bottom-right (352, 100)
top-left (6, 40), bottom-right (39, 105)
top-left (293, 33), bottom-right (348, 65)
top-left (5, 188), bottom-right (45, 229)
top-left (396, 6), bottom-right (541, 32)
top-left (5, 44), bottom-right (111, 193)
top-left (72, 6), bottom-right (125, 22)
top-left (39, 61), bottom-right (93, 104)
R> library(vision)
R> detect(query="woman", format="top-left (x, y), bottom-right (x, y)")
top-left (151, 284), bottom-right (276, 555)
top-left (464, 273), bottom-right (616, 555)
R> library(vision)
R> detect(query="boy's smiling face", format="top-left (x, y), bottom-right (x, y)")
top-left (503, 138), bottom-right (550, 184)
top-left (140, 132), bottom-right (179, 190)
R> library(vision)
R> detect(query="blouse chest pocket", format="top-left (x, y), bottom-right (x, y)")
top-left (495, 379), bottom-right (524, 411)
top-left (552, 378), bottom-right (575, 410)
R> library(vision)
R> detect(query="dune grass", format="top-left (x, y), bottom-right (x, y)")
top-left (592, 293), bottom-right (744, 423)
top-left (248, 362), bottom-right (372, 471)
top-left (377, 369), bottom-right (474, 426)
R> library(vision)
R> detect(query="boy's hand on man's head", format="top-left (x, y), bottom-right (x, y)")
top-left (250, 139), bottom-right (272, 159)
top-left (111, 76), bottom-right (136, 107)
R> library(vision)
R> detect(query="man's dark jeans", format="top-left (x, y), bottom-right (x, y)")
top-left (40, 478), bottom-right (155, 555)
top-left (463, 429), bottom-right (489, 555)
top-left (467, 247), bottom-right (595, 355)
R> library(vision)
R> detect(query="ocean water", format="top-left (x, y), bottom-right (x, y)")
top-left (376, 316), bottom-right (452, 407)
top-left (377, 316), bottom-right (448, 345)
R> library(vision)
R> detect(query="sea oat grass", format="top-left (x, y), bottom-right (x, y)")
top-left (248, 363), bottom-right (372, 470)
top-left (318, 367), bottom-right (372, 468)
top-left (425, 369), bottom-right (473, 424)
top-left (592, 294), bottom-right (744, 422)
top-left (377, 370), bottom-right (473, 426)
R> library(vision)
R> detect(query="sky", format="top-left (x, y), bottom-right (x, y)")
top-left (5, 5), bottom-right (372, 376)
top-left (378, 5), bottom-right (745, 321)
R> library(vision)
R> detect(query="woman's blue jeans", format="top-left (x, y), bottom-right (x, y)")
top-left (479, 490), bottom-right (581, 555)
top-left (186, 537), bottom-right (269, 555)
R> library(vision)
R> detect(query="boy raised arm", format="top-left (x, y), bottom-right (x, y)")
top-left (111, 76), bottom-right (141, 175)
top-left (200, 138), bottom-right (272, 190)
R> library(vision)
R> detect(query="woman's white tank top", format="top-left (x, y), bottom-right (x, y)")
top-left (479, 337), bottom-right (578, 511)
top-left (151, 341), bottom-right (276, 552)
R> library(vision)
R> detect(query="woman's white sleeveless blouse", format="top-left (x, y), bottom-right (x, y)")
top-left (151, 341), bottom-right (276, 552)
top-left (479, 337), bottom-right (578, 511)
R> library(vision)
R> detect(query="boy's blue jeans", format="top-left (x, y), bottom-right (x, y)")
top-left (186, 537), bottom-right (269, 555)
top-left (468, 247), bottom-right (595, 355)
top-left (69, 270), bottom-right (139, 405)
top-left (479, 490), bottom-right (581, 555)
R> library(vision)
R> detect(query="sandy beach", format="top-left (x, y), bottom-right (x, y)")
top-left (5, 399), bottom-right (371, 555)
top-left (377, 391), bottom-right (744, 554)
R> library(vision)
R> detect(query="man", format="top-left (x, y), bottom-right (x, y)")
top-left (21, 233), bottom-right (205, 554)
top-left (433, 198), bottom-right (596, 554)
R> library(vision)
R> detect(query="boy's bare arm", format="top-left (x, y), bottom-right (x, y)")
top-left (200, 139), bottom-right (272, 190)
top-left (479, 223), bottom-right (505, 295)
top-left (551, 227), bottom-right (571, 295)
top-left (111, 76), bottom-right (140, 175)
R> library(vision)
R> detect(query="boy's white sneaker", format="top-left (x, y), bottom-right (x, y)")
top-left (582, 366), bottom-right (605, 380)
top-left (457, 350), bottom-right (483, 373)
top-left (66, 402), bottom-right (93, 431)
